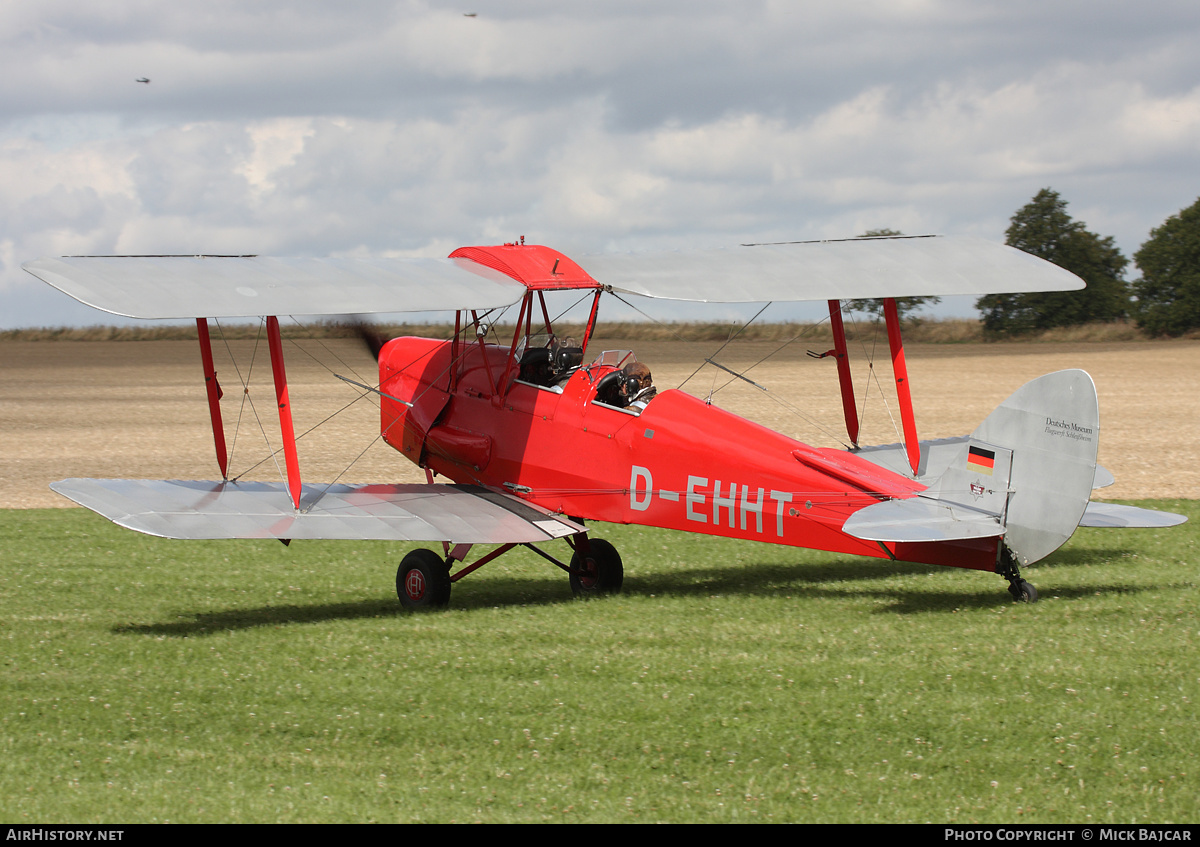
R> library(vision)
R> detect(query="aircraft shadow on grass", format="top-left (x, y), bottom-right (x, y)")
top-left (112, 546), bottom-right (1141, 637)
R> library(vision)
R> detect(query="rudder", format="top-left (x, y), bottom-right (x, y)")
top-left (971, 369), bottom-right (1099, 565)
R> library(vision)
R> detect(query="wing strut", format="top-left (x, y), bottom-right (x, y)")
top-left (883, 298), bottom-right (921, 475)
top-left (827, 300), bottom-right (859, 447)
top-left (580, 290), bottom-right (603, 355)
top-left (196, 318), bottom-right (229, 479)
top-left (266, 316), bottom-right (302, 509)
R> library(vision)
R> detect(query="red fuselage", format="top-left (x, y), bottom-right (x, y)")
top-left (379, 335), bottom-right (1000, 570)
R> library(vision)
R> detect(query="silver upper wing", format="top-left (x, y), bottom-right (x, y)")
top-left (580, 235), bottom-right (1085, 303)
top-left (25, 235), bottom-right (1082, 318)
top-left (22, 255), bottom-right (527, 319)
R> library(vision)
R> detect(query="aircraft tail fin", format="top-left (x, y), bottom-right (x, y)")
top-left (960, 368), bottom-right (1099, 564)
top-left (846, 370), bottom-right (1097, 563)
top-left (846, 369), bottom-right (1186, 562)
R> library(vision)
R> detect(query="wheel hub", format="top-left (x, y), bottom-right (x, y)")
top-left (577, 557), bottom-right (598, 589)
top-left (405, 569), bottom-right (427, 601)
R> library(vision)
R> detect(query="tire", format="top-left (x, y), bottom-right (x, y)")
top-left (1009, 579), bottom-right (1038, 603)
top-left (396, 549), bottom-right (452, 609)
top-left (569, 538), bottom-right (623, 598)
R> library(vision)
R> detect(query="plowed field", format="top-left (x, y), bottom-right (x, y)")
top-left (3, 337), bottom-right (1196, 508)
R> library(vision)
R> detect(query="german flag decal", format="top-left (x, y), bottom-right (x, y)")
top-left (967, 445), bottom-right (996, 476)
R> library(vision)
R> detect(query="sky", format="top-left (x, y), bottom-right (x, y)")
top-left (3, 0), bottom-right (1200, 327)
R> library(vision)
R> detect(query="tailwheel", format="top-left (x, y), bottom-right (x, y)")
top-left (997, 546), bottom-right (1037, 604)
top-left (396, 548), bottom-right (452, 610)
top-left (1008, 579), bottom-right (1038, 604)
top-left (569, 538), bottom-right (624, 598)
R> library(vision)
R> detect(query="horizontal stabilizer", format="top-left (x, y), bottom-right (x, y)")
top-left (853, 440), bottom-right (1117, 493)
top-left (1078, 502), bottom-right (1187, 528)
top-left (842, 496), bottom-right (1004, 543)
top-left (852, 436), bottom-right (969, 482)
top-left (51, 478), bottom-right (583, 543)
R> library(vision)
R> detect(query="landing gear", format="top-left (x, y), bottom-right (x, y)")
top-left (569, 537), bottom-right (624, 598)
top-left (396, 548), bottom-right (452, 610)
top-left (997, 547), bottom-right (1037, 603)
top-left (1008, 579), bottom-right (1038, 603)
top-left (393, 535), bottom-right (624, 608)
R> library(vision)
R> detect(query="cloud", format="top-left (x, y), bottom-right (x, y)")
top-left (4, 2), bottom-right (1200, 325)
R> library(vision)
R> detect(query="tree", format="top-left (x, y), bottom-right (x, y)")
top-left (976, 189), bottom-right (1130, 335)
top-left (1132, 197), bottom-right (1200, 336)
top-left (846, 229), bottom-right (941, 323)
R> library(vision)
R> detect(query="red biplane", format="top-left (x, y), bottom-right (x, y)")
top-left (24, 235), bottom-right (1185, 608)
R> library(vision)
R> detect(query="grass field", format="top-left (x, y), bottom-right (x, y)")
top-left (2, 501), bottom-right (1196, 823)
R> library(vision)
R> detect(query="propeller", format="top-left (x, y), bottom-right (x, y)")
top-left (350, 319), bottom-right (389, 362)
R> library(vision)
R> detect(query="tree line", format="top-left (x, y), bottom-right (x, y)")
top-left (977, 189), bottom-right (1200, 337)
top-left (855, 191), bottom-right (1200, 337)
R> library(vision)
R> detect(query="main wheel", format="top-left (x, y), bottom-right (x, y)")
top-left (569, 538), bottom-right (623, 598)
top-left (396, 549), bottom-right (452, 610)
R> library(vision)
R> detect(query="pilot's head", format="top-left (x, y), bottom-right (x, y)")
top-left (621, 362), bottom-right (653, 394)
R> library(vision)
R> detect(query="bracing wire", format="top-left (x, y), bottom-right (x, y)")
top-left (606, 291), bottom-right (854, 446)
top-left (213, 318), bottom-right (286, 484)
top-left (250, 306), bottom-right (518, 496)
top-left (842, 305), bottom-right (903, 445)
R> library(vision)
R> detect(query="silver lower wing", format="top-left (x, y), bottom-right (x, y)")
top-left (51, 479), bottom-right (584, 543)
